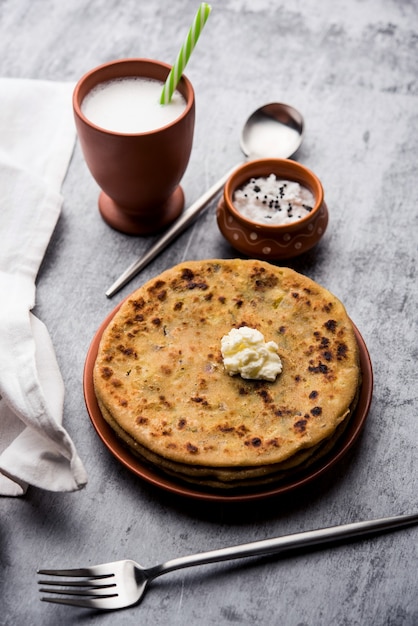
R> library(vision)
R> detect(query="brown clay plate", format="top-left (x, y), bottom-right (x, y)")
top-left (83, 304), bottom-right (373, 503)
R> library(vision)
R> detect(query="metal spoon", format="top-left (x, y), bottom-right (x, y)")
top-left (106, 102), bottom-right (304, 297)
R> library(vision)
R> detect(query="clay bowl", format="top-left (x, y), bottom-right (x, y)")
top-left (216, 158), bottom-right (328, 260)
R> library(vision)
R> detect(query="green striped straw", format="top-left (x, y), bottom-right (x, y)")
top-left (160, 3), bottom-right (212, 105)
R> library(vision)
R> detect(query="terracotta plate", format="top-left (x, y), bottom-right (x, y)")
top-left (83, 305), bottom-right (373, 503)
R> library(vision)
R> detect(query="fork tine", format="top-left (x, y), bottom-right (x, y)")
top-left (38, 581), bottom-right (116, 590)
top-left (39, 587), bottom-right (118, 598)
top-left (40, 596), bottom-right (105, 609)
top-left (37, 568), bottom-right (113, 578)
top-left (38, 577), bottom-right (115, 587)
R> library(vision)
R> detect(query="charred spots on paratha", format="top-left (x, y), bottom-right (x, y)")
top-left (190, 396), bottom-right (209, 406)
top-left (310, 406), bottom-right (322, 416)
top-left (257, 388), bottom-right (274, 404)
top-left (168, 267), bottom-right (209, 292)
top-left (147, 278), bottom-right (166, 292)
top-left (311, 327), bottom-right (351, 366)
top-left (215, 423), bottom-right (250, 440)
top-left (130, 296), bottom-right (146, 311)
top-left (337, 342), bottom-right (349, 360)
top-left (274, 407), bottom-right (294, 417)
top-left (159, 395), bottom-right (172, 408)
top-left (181, 268), bottom-right (194, 281)
top-left (309, 390), bottom-right (318, 399)
top-left (324, 319), bottom-right (337, 332)
top-left (186, 442), bottom-right (199, 454)
top-left (294, 418), bottom-right (308, 434)
top-left (187, 280), bottom-right (209, 290)
top-left (236, 320), bottom-right (253, 329)
top-left (245, 436), bottom-right (283, 450)
top-left (117, 344), bottom-right (137, 358)
top-left (250, 265), bottom-right (279, 291)
top-left (100, 366), bottom-right (113, 380)
top-left (146, 279), bottom-right (168, 302)
top-left (182, 268), bottom-right (209, 290)
top-left (245, 437), bottom-right (263, 448)
top-left (308, 361), bottom-right (330, 375)
top-left (217, 423), bottom-right (235, 433)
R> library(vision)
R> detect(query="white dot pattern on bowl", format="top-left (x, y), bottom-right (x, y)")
top-left (216, 200), bottom-right (328, 259)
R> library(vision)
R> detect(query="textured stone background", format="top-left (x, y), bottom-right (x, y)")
top-left (1, 0), bottom-right (417, 624)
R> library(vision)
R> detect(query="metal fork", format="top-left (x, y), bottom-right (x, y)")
top-left (38, 512), bottom-right (418, 611)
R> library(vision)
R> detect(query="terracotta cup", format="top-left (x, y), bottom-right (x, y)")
top-left (73, 58), bottom-right (195, 235)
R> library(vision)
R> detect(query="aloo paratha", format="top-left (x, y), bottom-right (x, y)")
top-left (93, 259), bottom-right (361, 488)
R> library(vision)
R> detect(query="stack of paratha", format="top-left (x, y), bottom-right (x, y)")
top-left (93, 259), bottom-right (361, 490)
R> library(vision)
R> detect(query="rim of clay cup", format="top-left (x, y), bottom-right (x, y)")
top-left (72, 57), bottom-right (195, 137)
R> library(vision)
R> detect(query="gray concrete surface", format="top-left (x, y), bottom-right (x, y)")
top-left (1, 0), bottom-right (418, 624)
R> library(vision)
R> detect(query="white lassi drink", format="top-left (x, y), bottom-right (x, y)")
top-left (81, 77), bottom-right (187, 134)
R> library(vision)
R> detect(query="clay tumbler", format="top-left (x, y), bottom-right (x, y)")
top-left (73, 58), bottom-right (195, 235)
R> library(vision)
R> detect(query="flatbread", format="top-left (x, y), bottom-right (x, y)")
top-left (93, 259), bottom-right (361, 488)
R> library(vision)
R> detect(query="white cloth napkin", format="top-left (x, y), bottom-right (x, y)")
top-left (0, 78), bottom-right (88, 496)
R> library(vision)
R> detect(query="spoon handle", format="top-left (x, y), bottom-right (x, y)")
top-left (147, 513), bottom-right (418, 579)
top-left (106, 164), bottom-right (239, 298)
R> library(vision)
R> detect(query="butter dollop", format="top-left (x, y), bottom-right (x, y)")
top-left (221, 326), bottom-right (282, 382)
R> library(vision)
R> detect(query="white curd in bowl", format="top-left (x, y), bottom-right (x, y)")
top-left (233, 174), bottom-right (315, 225)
